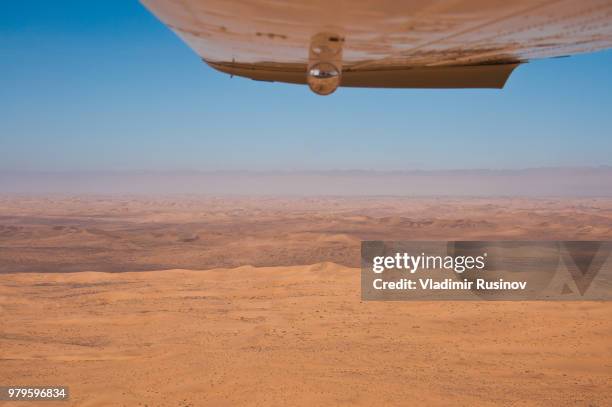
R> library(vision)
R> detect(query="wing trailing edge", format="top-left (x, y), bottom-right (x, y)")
top-left (207, 61), bottom-right (520, 89)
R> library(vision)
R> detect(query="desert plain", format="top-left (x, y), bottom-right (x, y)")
top-left (0, 196), bottom-right (611, 406)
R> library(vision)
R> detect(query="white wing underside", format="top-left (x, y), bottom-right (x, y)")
top-left (141, 0), bottom-right (612, 89)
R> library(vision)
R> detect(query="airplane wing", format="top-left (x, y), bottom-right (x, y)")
top-left (140, 0), bottom-right (612, 94)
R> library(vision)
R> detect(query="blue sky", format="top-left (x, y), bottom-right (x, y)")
top-left (1, 0), bottom-right (611, 171)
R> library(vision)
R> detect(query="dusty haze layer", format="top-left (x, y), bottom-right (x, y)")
top-left (2, 168), bottom-right (612, 196)
top-left (0, 197), bottom-right (611, 406)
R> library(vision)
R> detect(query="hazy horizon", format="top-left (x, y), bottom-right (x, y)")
top-left (3, 166), bottom-right (611, 196)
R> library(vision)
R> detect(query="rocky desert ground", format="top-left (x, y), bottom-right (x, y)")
top-left (0, 196), bottom-right (611, 406)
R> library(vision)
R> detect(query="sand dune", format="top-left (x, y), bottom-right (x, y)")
top-left (1, 264), bottom-right (611, 406)
top-left (1, 197), bottom-right (611, 405)
top-left (1, 197), bottom-right (612, 273)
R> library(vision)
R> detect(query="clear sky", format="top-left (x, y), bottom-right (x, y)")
top-left (1, 0), bottom-right (611, 172)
